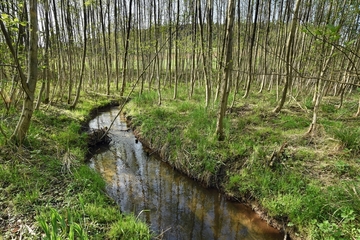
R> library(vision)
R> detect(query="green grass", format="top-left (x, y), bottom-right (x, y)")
top-left (332, 126), bottom-right (360, 154)
top-left (124, 85), bottom-right (360, 240)
top-left (0, 93), bottom-right (153, 239)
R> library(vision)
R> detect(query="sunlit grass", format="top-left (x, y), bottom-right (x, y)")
top-left (124, 84), bottom-right (360, 240)
top-left (0, 92), bottom-right (153, 239)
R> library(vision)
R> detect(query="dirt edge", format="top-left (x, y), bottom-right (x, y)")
top-left (124, 113), bottom-right (302, 240)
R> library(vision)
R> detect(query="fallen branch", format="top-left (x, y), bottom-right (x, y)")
top-left (89, 127), bottom-right (111, 146)
top-left (268, 142), bottom-right (288, 168)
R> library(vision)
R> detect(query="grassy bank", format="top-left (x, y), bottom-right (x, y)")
top-left (124, 86), bottom-right (360, 239)
top-left (0, 94), bottom-right (153, 239)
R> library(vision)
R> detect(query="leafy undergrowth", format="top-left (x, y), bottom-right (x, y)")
top-left (0, 93), bottom-right (153, 239)
top-left (125, 86), bottom-right (360, 240)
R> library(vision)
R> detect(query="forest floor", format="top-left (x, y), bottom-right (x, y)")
top-left (124, 86), bottom-right (360, 240)
top-left (0, 87), bottom-right (359, 240)
top-left (0, 95), bottom-right (153, 239)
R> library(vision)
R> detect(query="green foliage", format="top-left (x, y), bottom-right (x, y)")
top-left (310, 206), bottom-right (360, 240)
top-left (0, 95), bottom-right (152, 239)
top-left (132, 91), bottom-right (157, 106)
top-left (124, 86), bottom-right (360, 239)
top-left (107, 215), bottom-right (152, 240)
top-left (37, 208), bottom-right (88, 240)
top-left (84, 204), bottom-right (120, 223)
top-left (321, 103), bottom-right (337, 114)
top-left (227, 174), bottom-right (242, 191)
top-left (279, 114), bottom-right (309, 130)
top-left (252, 127), bottom-right (282, 145)
top-left (332, 126), bottom-right (360, 154)
top-left (304, 97), bottom-right (314, 110)
top-left (177, 101), bottom-right (193, 112)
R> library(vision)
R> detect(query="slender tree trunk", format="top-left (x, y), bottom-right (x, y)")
top-left (66, 0), bottom-right (74, 104)
top-left (197, 0), bottom-right (210, 107)
top-left (258, 0), bottom-right (271, 93)
top-left (243, 0), bottom-right (259, 98)
top-left (307, 46), bottom-right (335, 135)
top-left (355, 97), bottom-right (360, 117)
top-left (207, 0), bottom-right (213, 102)
top-left (273, 0), bottom-right (301, 113)
top-left (215, 0), bottom-right (235, 141)
top-left (11, 0), bottom-right (38, 144)
top-left (99, 0), bottom-right (111, 95)
top-left (120, 0), bottom-right (133, 96)
top-left (189, 1), bottom-right (197, 99)
top-left (43, 0), bottom-right (50, 104)
top-left (173, 0), bottom-right (180, 99)
top-left (70, 2), bottom-right (87, 109)
top-left (114, 0), bottom-right (120, 91)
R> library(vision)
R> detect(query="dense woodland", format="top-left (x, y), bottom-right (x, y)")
top-left (1, 0), bottom-right (360, 239)
top-left (0, 0), bottom-right (359, 142)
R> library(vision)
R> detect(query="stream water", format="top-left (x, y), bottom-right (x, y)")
top-left (89, 108), bottom-right (284, 240)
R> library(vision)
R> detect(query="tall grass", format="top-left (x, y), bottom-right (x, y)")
top-left (0, 94), bottom-right (153, 239)
top-left (333, 126), bottom-right (360, 154)
top-left (124, 86), bottom-right (360, 239)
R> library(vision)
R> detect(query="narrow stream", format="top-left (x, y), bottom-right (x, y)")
top-left (89, 108), bottom-right (284, 240)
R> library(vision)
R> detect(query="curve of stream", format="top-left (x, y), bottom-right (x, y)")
top-left (89, 108), bottom-right (284, 240)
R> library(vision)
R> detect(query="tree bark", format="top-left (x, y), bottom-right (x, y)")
top-left (11, 0), bottom-right (38, 144)
top-left (273, 0), bottom-right (302, 113)
top-left (215, 0), bottom-right (235, 141)
top-left (70, 1), bottom-right (88, 109)
top-left (243, 0), bottom-right (260, 98)
top-left (120, 0), bottom-right (133, 97)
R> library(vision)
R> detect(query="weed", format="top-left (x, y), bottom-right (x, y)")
top-left (227, 174), bottom-right (241, 191)
top-left (133, 91), bottom-right (157, 106)
top-left (321, 103), bottom-right (337, 113)
top-left (0, 94), bottom-right (152, 239)
top-left (304, 97), bottom-right (313, 109)
top-left (123, 86), bottom-right (360, 239)
top-left (107, 215), bottom-right (152, 240)
top-left (37, 208), bottom-right (88, 240)
top-left (332, 126), bottom-right (360, 154)
top-left (177, 101), bottom-right (193, 112)
top-left (279, 114), bottom-right (309, 130)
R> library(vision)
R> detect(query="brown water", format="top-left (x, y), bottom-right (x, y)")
top-left (89, 108), bottom-right (284, 240)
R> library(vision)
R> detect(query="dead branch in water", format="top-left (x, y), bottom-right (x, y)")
top-left (89, 127), bottom-right (111, 146)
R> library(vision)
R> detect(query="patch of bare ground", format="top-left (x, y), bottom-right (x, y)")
top-left (284, 126), bottom-right (359, 187)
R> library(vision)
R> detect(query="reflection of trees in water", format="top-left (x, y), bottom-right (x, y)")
top-left (92, 150), bottom-right (117, 183)
top-left (90, 109), bottom-right (283, 240)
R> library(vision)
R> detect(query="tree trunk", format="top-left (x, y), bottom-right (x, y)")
top-left (70, 1), bottom-right (87, 109)
top-left (197, 0), bottom-right (210, 107)
top-left (99, 0), bottom-right (111, 95)
top-left (215, 0), bottom-right (235, 141)
top-left (355, 97), bottom-right (360, 117)
top-left (189, 1), bottom-right (197, 99)
top-left (306, 46), bottom-right (335, 135)
top-left (173, 0), bottom-right (180, 99)
top-left (243, 0), bottom-right (260, 99)
top-left (120, 0), bottom-right (133, 97)
top-left (11, 0), bottom-right (38, 144)
top-left (273, 0), bottom-right (301, 113)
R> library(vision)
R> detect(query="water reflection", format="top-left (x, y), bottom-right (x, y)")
top-left (89, 108), bottom-right (283, 240)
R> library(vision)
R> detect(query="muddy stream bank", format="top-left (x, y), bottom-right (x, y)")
top-left (88, 107), bottom-right (284, 240)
